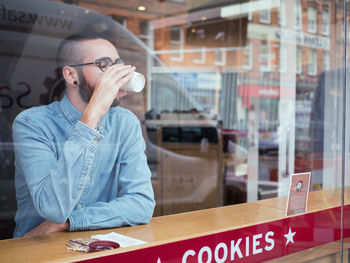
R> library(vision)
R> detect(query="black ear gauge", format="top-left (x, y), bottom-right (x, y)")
top-left (73, 80), bottom-right (78, 85)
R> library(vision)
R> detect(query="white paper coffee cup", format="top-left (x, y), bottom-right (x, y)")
top-left (121, 72), bottom-right (145, 92)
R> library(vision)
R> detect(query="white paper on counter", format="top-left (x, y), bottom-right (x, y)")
top-left (91, 232), bottom-right (147, 248)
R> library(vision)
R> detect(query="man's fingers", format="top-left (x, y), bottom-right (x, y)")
top-left (24, 230), bottom-right (35, 237)
top-left (99, 65), bottom-right (134, 89)
top-left (114, 70), bottom-right (134, 88)
top-left (110, 66), bottom-right (135, 87)
top-left (104, 64), bottom-right (133, 80)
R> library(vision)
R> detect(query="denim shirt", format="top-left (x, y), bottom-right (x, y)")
top-left (12, 95), bottom-right (155, 237)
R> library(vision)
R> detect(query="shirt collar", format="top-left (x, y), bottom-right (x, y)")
top-left (59, 94), bottom-right (107, 134)
top-left (59, 94), bottom-right (82, 125)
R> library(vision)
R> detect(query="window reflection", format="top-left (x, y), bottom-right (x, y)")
top-left (0, 0), bottom-right (347, 250)
top-left (307, 6), bottom-right (318, 34)
top-left (295, 0), bottom-right (302, 30)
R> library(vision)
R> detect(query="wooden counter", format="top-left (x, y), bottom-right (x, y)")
top-left (0, 188), bottom-right (349, 263)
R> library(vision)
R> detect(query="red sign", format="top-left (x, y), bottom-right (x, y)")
top-left (238, 85), bottom-right (280, 107)
top-left (78, 205), bottom-right (350, 263)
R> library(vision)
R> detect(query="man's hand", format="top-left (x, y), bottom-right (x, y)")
top-left (24, 220), bottom-right (70, 237)
top-left (80, 64), bottom-right (135, 129)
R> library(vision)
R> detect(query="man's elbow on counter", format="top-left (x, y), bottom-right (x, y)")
top-left (135, 199), bottom-right (156, 225)
top-left (35, 203), bottom-right (69, 225)
top-left (41, 212), bottom-right (69, 225)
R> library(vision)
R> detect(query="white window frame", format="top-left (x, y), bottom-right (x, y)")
top-left (308, 50), bottom-right (317, 76)
top-left (170, 26), bottom-right (184, 62)
top-left (307, 6), bottom-right (317, 34)
top-left (139, 20), bottom-right (150, 45)
top-left (278, 0), bottom-right (286, 27)
top-left (295, 0), bottom-right (302, 30)
top-left (248, 1), bottom-right (253, 21)
top-left (260, 40), bottom-right (271, 72)
top-left (259, 0), bottom-right (271, 24)
top-left (193, 48), bottom-right (206, 64)
top-left (243, 40), bottom-right (253, 70)
top-left (340, 21), bottom-right (344, 40)
top-left (296, 47), bottom-right (302, 75)
top-left (322, 8), bottom-right (330, 36)
top-left (214, 49), bottom-right (226, 66)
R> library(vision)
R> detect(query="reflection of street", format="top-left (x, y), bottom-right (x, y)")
top-left (223, 152), bottom-right (279, 205)
top-left (143, 115), bottom-right (222, 216)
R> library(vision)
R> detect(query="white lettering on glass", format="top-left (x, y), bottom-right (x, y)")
top-left (198, 246), bottom-right (212, 263)
top-left (265, 231), bottom-right (275, 251)
top-left (230, 238), bottom-right (243, 260)
top-left (214, 242), bottom-right (228, 263)
top-left (253, 234), bottom-right (263, 255)
top-left (182, 249), bottom-right (196, 263)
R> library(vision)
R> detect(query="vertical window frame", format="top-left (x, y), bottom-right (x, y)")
top-left (308, 49), bottom-right (317, 76)
top-left (278, 0), bottom-right (287, 27)
top-left (296, 47), bottom-right (302, 75)
top-left (260, 40), bottom-right (271, 72)
top-left (295, 0), bottom-right (302, 30)
top-left (307, 5), bottom-right (318, 34)
top-left (170, 26), bottom-right (184, 62)
top-left (322, 6), bottom-right (330, 36)
top-left (243, 40), bottom-right (253, 70)
top-left (259, 0), bottom-right (271, 24)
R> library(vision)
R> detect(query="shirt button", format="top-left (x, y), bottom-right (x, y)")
top-left (88, 176), bottom-right (91, 181)
top-left (93, 138), bottom-right (99, 143)
top-left (78, 204), bottom-right (82, 209)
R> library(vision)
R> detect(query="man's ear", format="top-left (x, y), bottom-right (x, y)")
top-left (62, 66), bottom-right (79, 87)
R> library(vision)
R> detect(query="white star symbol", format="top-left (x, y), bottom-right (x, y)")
top-left (284, 227), bottom-right (296, 246)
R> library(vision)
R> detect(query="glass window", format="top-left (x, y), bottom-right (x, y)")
top-left (259, 0), bottom-right (271, 24)
top-left (278, 0), bottom-right (286, 27)
top-left (214, 49), bottom-right (226, 66)
top-left (193, 48), bottom-right (206, 64)
top-left (296, 47), bottom-right (302, 74)
top-left (169, 26), bottom-right (184, 62)
top-left (295, 0), bottom-right (302, 30)
top-left (243, 40), bottom-right (252, 70)
top-left (322, 9), bottom-right (330, 36)
top-left (139, 20), bottom-right (150, 45)
top-left (248, 1), bottom-right (253, 21)
top-left (0, 1), bottom-right (348, 262)
top-left (308, 6), bottom-right (317, 34)
top-left (260, 40), bottom-right (270, 72)
top-left (308, 49), bottom-right (317, 76)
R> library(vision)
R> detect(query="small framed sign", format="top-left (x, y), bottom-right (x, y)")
top-left (286, 172), bottom-right (311, 216)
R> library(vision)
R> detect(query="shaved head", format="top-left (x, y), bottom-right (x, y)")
top-left (56, 32), bottom-right (110, 77)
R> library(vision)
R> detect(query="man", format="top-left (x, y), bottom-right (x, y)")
top-left (12, 32), bottom-right (155, 237)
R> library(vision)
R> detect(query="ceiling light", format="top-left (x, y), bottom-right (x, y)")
top-left (138, 5), bottom-right (146, 11)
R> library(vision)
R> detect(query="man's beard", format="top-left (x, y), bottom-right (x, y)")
top-left (78, 72), bottom-right (120, 107)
